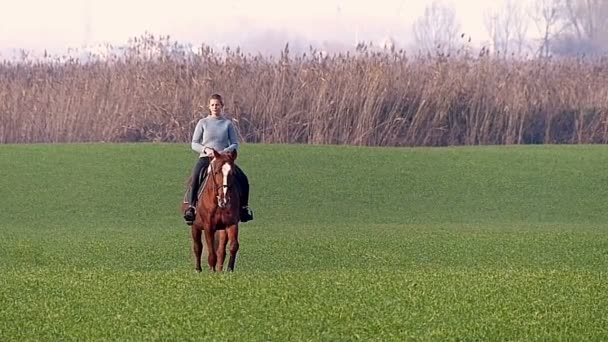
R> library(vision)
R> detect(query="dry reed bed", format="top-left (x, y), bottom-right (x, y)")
top-left (1, 46), bottom-right (607, 146)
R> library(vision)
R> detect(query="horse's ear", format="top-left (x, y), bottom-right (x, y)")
top-left (230, 150), bottom-right (238, 161)
top-left (212, 149), bottom-right (220, 159)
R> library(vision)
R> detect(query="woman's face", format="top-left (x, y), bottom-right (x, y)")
top-left (208, 99), bottom-right (223, 116)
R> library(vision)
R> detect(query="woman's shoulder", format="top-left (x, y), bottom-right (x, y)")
top-left (199, 116), bottom-right (215, 125)
top-left (221, 114), bottom-right (236, 124)
top-left (201, 114), bottom-right (235, 125)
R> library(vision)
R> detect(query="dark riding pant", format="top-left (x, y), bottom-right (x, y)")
top-left (234, 165), bottom-right (250, 207)
top-left (188, 157), bottom-right (211, 206)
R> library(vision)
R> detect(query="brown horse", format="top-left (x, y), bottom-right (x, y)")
top-left (181, 149), bottom-right (241, 272)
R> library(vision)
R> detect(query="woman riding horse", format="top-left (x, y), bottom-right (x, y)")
top-left (183, 93), bottom-right (253, 225)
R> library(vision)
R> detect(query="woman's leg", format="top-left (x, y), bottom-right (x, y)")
top-left (185, 157), bottom-right (210, 222)
top-left (235, 167), bottom-right (249, 207)
top-left (189, 157), bottom-right (211, 207)
top-left (234, 165), bottom-right (253, 221)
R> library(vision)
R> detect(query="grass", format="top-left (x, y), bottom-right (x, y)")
top-left (1, 143), bottom-right (608, 340)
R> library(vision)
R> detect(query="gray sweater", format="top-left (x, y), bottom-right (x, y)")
top-left (191, 115), bottom-right (239, 155)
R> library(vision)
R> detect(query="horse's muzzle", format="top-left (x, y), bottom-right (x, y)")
top-left (217, 196), bottom-right (230, 208)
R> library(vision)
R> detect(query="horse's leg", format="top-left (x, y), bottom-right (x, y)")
top-left (191, 226), bottom-right (203, 272)
top-left (216, 230), bottom-right (227, 272)
top-left (227, 224), bottom-right (240, 272)
top-left (203, 227), bottom-right (217, 272)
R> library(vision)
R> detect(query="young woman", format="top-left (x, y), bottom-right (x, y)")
top-left (183, 93), bottom-right (253, 224)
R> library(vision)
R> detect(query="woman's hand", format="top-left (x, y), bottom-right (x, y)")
top-left (203, 148), bottom-right (214, 156)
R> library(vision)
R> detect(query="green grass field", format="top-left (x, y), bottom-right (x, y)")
top-left (1, 143), bottom-right (607, 340)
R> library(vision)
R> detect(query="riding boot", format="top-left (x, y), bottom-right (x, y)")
top-left (184, 175), bottom-right (202, 224)
top-left (238, 172), bottom-right (253, 222)
top-left (184, 206), bottom-right (195, 225)
top-left (240, 206), bottom-right (254, 222)
top-left (184, 181), bottom-right (199, 222)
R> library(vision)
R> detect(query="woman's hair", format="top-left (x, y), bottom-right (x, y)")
top-left (209, 93), bottom-right (224, 105)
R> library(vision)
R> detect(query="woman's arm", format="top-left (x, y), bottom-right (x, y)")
top-left (223, 120), bottom-right (239, 152)
top-left (191, 120), bottom-right (205, 153)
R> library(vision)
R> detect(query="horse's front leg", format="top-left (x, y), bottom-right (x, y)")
top-left (226, 224), bottom-right (240, 272)
top-left (191, 225), bottom-right (203, 272)
top-left (203, 226), bottom-right (217, 272)
top-left (216, 229), bottom-right (227, 272)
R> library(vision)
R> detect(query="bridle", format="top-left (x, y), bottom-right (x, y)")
top-left (208, 159), bottom-right (232, 208)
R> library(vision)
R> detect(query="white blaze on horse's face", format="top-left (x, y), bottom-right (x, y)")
top-left (217, 162), bottom-right (232, 208)
top-left (222, 163), bottom-right (231, 194)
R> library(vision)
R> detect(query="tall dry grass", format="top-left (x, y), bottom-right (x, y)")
top-left (1, 37), bottom-right (608, 146)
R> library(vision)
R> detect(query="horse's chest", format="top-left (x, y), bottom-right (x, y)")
top-left (209, 209), bottom-right (237, 227)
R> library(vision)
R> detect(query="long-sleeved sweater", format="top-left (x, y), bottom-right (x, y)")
top-left (191, 115), bottom-right (239, 156)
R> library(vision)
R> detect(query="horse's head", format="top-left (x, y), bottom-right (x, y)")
top-left (208, 149), bottom-right (238, 209)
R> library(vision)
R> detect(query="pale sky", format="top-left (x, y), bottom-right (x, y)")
top-left (0, 0), bottom-right (527, 56)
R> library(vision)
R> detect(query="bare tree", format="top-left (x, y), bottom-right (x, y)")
top-left (556, 0), bottom-right (608, 55)
top-left (484, 0), bottom-right (531, 57)
top-left (564, 0), bottom-right (608, 40)
top-left (412, 0), bottom-right (462, 55)
top-left (530, 0), bottom-right (565, 58)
